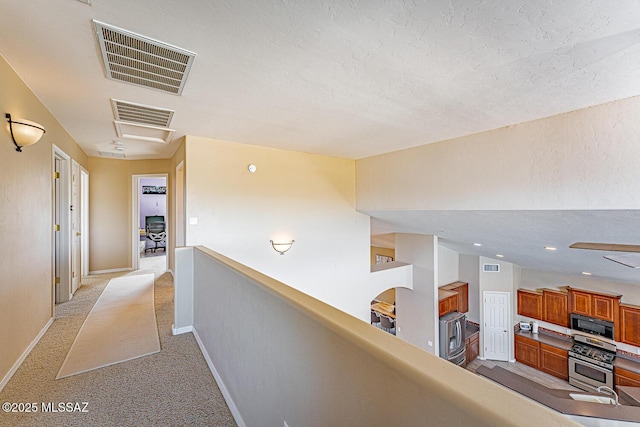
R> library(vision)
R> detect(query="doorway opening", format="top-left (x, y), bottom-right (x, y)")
top-left (132, 174), bottom-right (168, 272)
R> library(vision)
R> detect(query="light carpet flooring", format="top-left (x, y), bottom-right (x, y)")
top-left (0, 256), bottom-right (237, 427)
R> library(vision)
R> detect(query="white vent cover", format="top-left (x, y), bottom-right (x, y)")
top-left (114, 121), bottom-right (175, 144)
top-left (98, 151), bottom-right (126, 158)
top-left (93, 20), bottom-right (196, 95)
top-left (111, 99), bottom-right (174, 127)
top-left (483, 263), bottom-right (500, 273)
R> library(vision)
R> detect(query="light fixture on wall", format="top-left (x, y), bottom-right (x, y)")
top-left (5, 113), bottom-right (46, 152)
top-left (270, 240), bottom-right (294, 255)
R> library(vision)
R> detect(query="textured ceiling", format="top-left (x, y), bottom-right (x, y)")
top-left (1, 0), bottom-right (639, 159)
top-left (2, 1), bottom-right (640, 285)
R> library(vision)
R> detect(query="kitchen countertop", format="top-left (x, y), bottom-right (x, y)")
top-left (514, 330), bottom-right (574, 351)
top-left (466, 322), bottom-right (479, 339)
top-left (515, 330), bottom-right (640, 374)
top-left (616, 354), bottom-right (640, 375)
top-left (477, 365), bottom-right (640, 423)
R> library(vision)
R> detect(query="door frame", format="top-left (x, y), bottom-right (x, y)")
top-left (132, 173), bottom-right (169, 271)
top-left (482, 291), bottom-right (512, 362)
top-left (80, 167), bottom-right (90, 277)
top-left (52, 145), bottom-right (72, 304)
top-left (175, 161), bottom-right (185, 248)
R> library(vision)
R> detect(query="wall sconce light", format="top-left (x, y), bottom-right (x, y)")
top-left (270, 240), bottom-right (294, 255)
top-left (6, 113), bottom-right (46, 152)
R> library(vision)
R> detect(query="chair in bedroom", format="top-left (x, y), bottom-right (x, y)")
top-left (145, 216), bottom-right (166, 253)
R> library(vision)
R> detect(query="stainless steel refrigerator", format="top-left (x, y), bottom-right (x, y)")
top-left (439, 311), bottom-right (466, 366)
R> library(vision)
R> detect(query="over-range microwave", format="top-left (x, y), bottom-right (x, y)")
top-left (570, 313), bottom-right (614, 340)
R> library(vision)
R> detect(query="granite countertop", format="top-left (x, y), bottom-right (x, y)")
top-left (465, 322), bottom-right (479, 339)
top-left (615, 355), bottom-right (640, 375)
top-left (477, 365), bottom-right (640, 423)
top-left (514, 330), bottom-right (574, 351)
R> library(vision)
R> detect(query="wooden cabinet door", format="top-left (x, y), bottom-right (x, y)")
top-left (569, 290), bottom-right (592, 316)
top-left (466, 334), bottom-right (479, 365)
top-left (438, 298), bottom-right (448, 317)
top-left (515, 335), bottom-right (539, 368)
top-left (449, 294), bottom-right (458, 314)
top-left (456, 283), bottom-right (469, 313)
top-left (615, 367), bottom-right (640, 388)
top-left (620, 305), bottom-right (640, 346)
top-left (543, 290), bottom-right (568, 327)
top-left (592, 295), bottom-right (615, 322)
top-left (539, 343), bottom-right (568, 380)
top-left (517, 290), bottom-right (543, 320)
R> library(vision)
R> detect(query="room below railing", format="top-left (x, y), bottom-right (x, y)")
top-left (174, 246), bottom-right (579, 427)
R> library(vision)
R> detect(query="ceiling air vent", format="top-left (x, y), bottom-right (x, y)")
top-left (98, 151), bottom-right (126, 158)
top-left (93, 20), bottom-right (196, 95)
top-left (483, 263), bottom-right (500, 273)
top-left (111, 99), bottom-right (174, 127)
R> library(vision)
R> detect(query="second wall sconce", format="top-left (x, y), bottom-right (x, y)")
top-left (6, 113), bottom-right (46, 152)
top-left (270, 240), bottom-right (294, 255)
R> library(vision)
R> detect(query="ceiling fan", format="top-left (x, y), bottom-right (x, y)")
top-left (570, 242), bottom-right (640, 268)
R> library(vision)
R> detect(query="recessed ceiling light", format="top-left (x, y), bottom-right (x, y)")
top-left (473, 243), bottom-right (482, 247)
top-left (496, 254), bottom-right (505, 258)
top-left (544, 246), bottom-right (557, 251)
top-left (582, 272), bottom-right (592, 276)
top-left (115, 146), bottom-right (125, 151)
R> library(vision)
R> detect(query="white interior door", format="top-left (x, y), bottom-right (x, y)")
top-left (483, 291), bottom-right (510, 361)
top-left (71, 160), bottom-right (80, 295)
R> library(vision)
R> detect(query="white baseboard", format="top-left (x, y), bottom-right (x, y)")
top-left (0, 317), bottom-right (54, 393)
top-left (89, 267), bottom-right (132, 275)
top-left (192, 327), bottom-right (246, 427)
top-left (171, 324), bottom-right (193, 335)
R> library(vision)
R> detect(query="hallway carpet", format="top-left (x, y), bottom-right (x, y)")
top-left (0, 268), bottom-right (237, 426)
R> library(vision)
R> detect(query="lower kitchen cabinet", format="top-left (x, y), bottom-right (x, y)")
top-left (515, 334), bottom-right (571, 381)
top-left (539, 343), bottom-right (568, 380)
top-left (465, 333), bottom-right (479, 366)
top-left (615, 367), bottom-right (640, 388)
top-left (515, 334), bottom-right (539, 369)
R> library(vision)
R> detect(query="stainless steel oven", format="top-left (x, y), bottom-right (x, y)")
top-left (568, 333), bottom-right (616, 392)
top-left (568, 357), bottom-right (614, 392)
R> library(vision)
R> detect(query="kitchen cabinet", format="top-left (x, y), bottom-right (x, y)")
top-left (517, 289), bottom-right (543, 320)
top-left (438, 289), bottom-right (458, 317)
top-left (567, 287), bottom-right (621, 322)
top-left (515, 334), bottom-right (539, 369)
top-left (539, 343), bottom-right (568, 380)
top-left (440, 281), bottom-right (468, 313)
top-left (515, 333), bottom-right (570, 381)
top-left (620, 304), bottom-right (640, 347)
top-left (542, 289), bottom-right (568, 327)
top-left (567, 287), bottom-right (621, 341)
top-left (465, 333), bottom-right (479, 366)
top-left (615, 367), bottom-right (640, 388)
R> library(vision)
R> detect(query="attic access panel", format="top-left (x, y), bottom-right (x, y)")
top-left (93, 20), bottom-right (196, 95)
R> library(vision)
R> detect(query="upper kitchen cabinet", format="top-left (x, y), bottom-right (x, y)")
top-left (567, 287), bottom-right (621, 323)
top-left (620, 304), bottom-right (640, 347)
top-left (439, 281), bottom-right (468, 314)
top-left (517, 289), bottom-right (543, 320)
top-left (542, 289), bottom-right (568, 327)
top-left (568, 287), bottom-right (621, 341)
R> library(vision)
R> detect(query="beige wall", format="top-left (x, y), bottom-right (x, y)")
top-left (88, 157), bottom-right (171, 272)
top-left (357, 95), bottom-right (640, 212)
top-left (184, 136), bottom-right (372, 319)
top-left (0, 54), bottom-right (87, 386)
